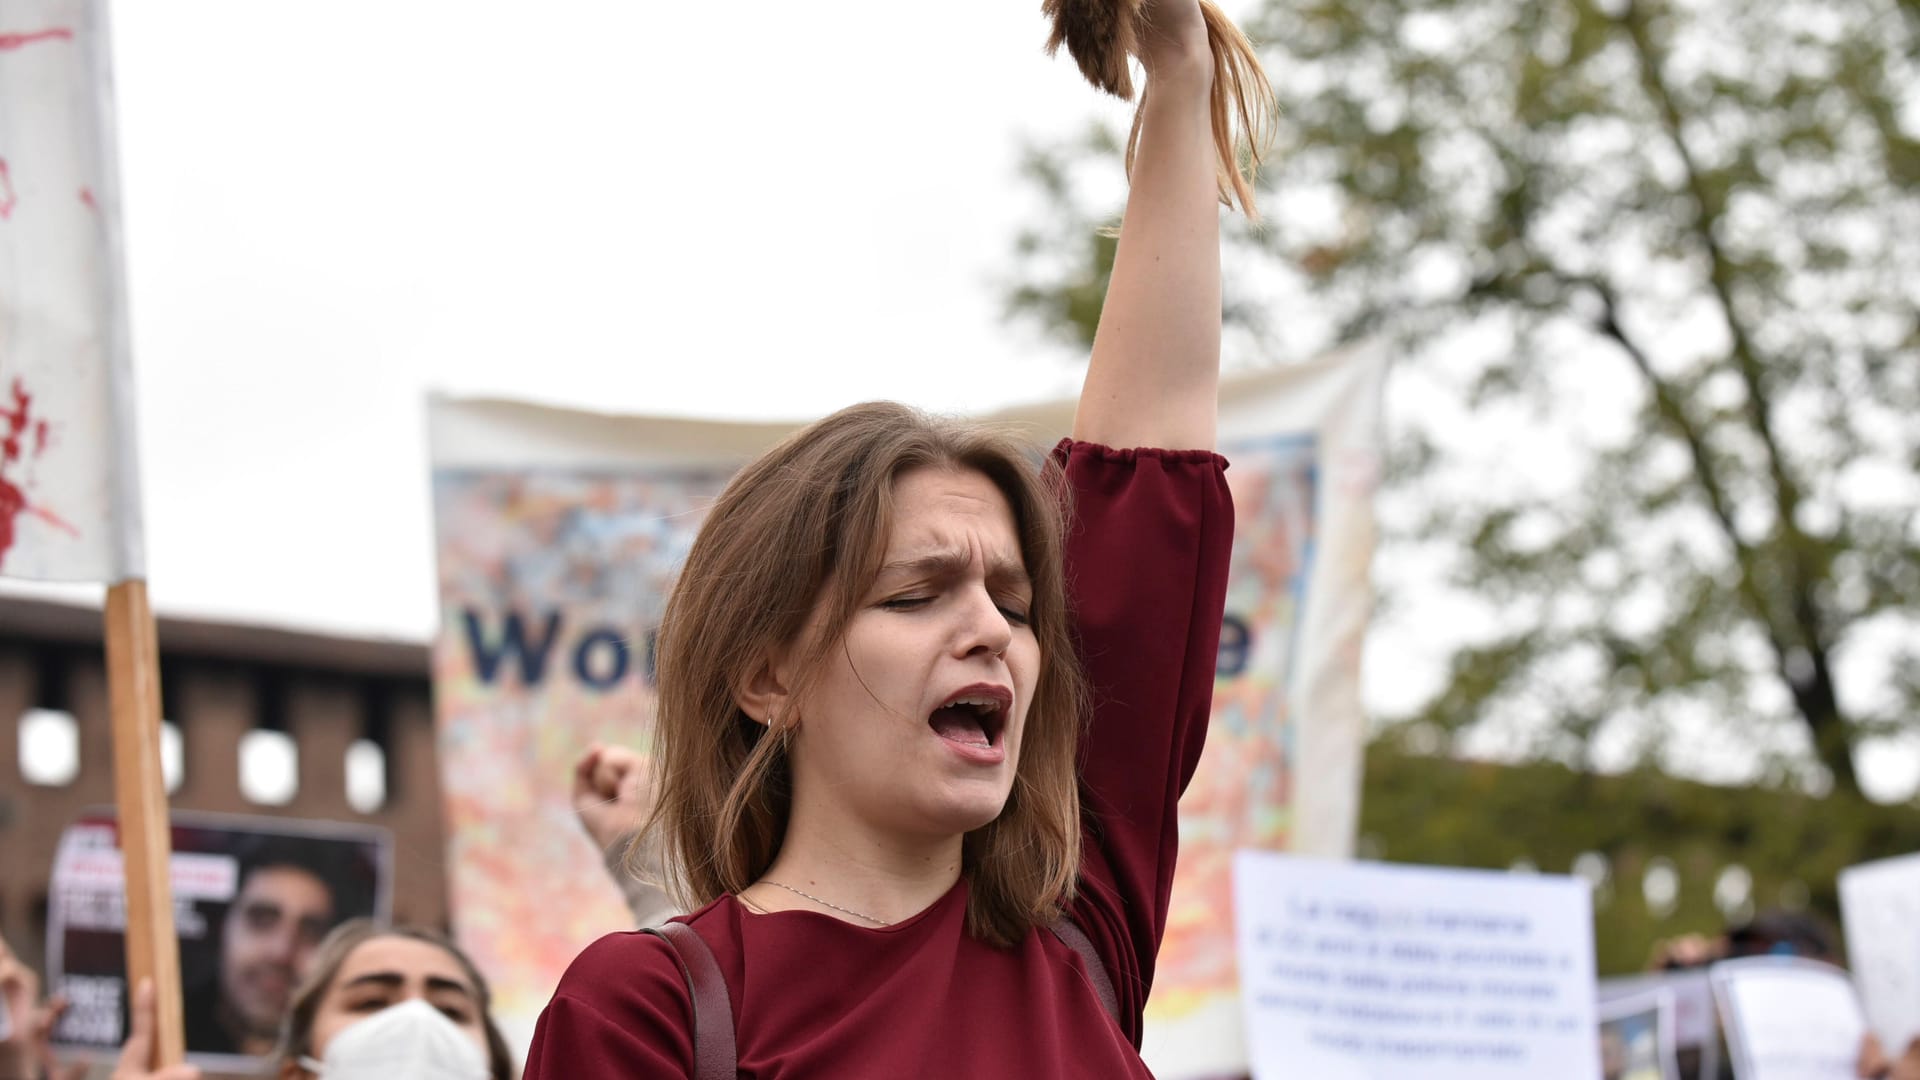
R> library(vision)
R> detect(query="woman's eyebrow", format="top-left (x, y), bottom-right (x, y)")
top-left (880, 550), bottom-right (1030, 585)
top-left (338, 971), bottom-right (476, 1000)
top-left (425, 976), bottom-right (478, 1000)
top-left (339, 972), bottom-right (405, 991)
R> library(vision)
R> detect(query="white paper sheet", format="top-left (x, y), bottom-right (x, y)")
top-left (1233, 851), bottom-right (1600, 1080)
top-left (1711, 956), bottom-right (1866, 1080)
top-left (1840, 852), bottom-right (1920, 1056)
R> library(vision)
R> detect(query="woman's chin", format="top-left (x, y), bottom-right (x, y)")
top-left (916, 789), bottom-right (1012, 839)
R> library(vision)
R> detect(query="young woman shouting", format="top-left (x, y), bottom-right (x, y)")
top-left (527, 0), bottom-right (1267, 1073)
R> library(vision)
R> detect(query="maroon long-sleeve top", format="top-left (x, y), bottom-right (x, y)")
top-left (525, 441), bottom-right (1233, 1078)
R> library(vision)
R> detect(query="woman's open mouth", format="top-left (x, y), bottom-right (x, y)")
top-left (928, 685), bottom-right (1011, 751)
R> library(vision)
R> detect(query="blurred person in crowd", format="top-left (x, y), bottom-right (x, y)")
top-left (523, 0), bottom-right (1264, 1072)
top-left (1648, 907), bottom-right (1842, 970)
top-left (271, 919), bottom-right (511, 1080)
top-left (183, 837), bottom-right (370, 1056)
top-left (1722, 909), bottom-right (1840, 962)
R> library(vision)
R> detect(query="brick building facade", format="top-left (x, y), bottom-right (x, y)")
top-left (0, 595), bottom-right (448, 987)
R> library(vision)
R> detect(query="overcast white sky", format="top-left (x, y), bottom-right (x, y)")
top-left (13, 2), bottom-right (1115, 635)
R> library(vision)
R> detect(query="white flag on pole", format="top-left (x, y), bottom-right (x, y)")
top-left (0, 0), bottom-right (143, 583)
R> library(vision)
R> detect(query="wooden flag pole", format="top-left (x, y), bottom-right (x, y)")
top-left (104, 579), bottom-right (185, 1066)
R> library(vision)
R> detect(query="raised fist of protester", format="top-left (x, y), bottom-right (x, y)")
top-left (571, 742), bottom-right (654, 854)
top-left (111, 979), bottom-right (200, 1080)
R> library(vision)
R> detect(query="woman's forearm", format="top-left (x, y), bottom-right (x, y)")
top-left (1073, 52), bottom-right (1222, 453)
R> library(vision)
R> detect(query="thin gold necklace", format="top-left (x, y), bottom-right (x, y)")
top-left (761, 880), bottom-right (889, 926)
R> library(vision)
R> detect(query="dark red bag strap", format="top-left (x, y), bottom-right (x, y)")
top-left (641, 921), bottom-right (736, 1080)
top-left (1049, 916), bottom-right (1120, 1025)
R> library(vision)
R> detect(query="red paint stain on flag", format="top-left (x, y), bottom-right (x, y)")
top-left (1, 381), bottom-right (33, 463)
top-left (0, 378), bottom-right (78, 567)
top-left (0, 160), bottom-right (15, 221)
top-left (78, 187), bottom-right (97, 212)
top-left (28, 505), bottom-right (79, 538)
top-left (0, 381), bottom-right (35, 564)
top-left (0, 28), bottom-right (74, 50)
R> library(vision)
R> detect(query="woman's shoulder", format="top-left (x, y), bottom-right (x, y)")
top-left (531, 922), bottom-right (707, 1075)
top-left (555, 899), bottom-right (740, 1007)
top-left (553, 927), bottom-right (687, 1007)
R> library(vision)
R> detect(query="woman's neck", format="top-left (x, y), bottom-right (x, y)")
top-left (747, 804), bottom-right (965, 926)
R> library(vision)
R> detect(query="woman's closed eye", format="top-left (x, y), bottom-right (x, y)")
top-left (878, 595), bottom-right (932, 611)
top-left (344, 993), bottom-right (394, 1014)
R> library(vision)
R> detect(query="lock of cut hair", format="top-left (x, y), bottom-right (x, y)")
top-left (1042, 0), bottom-right (1276, 219)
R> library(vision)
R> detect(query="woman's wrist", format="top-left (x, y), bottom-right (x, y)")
top-left (1141, 44), bottom-right (1214, 99)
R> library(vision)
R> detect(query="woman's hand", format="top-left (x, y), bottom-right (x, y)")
top-left (1134, 0), bottom-right (1212, 83)
top-left (1862, 1033), bottom-right (1892, 1079)
top-left (110, 980), bottom-right (199, 1080)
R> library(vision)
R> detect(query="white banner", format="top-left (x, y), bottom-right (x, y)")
top-left (0, 0), bottom-right (143, 583)
top-left (426, 343), bottom-right (1386, 1061)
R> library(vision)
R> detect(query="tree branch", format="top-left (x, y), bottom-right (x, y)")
top-left (1615, 2), bottom-right (1857, 792)
top-left (1616, 2), bottom-right (1813, 560)
top-left (1586, 274), bottom-right (1859, 791)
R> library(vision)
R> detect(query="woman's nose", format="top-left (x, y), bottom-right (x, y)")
top-left (959, 589), bottom-right (1013, 657)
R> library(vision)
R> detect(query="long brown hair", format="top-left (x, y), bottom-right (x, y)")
top-left (274, 920), bottom-right (514, 1080)
top-left (638, 402), bottom-right (1087, 947)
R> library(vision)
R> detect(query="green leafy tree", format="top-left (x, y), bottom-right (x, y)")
top-left (1008, 0), bottom-right (1920, 796)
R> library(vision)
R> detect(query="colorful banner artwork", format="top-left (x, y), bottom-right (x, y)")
top-left (429, 456), bottom-right (733, 1049)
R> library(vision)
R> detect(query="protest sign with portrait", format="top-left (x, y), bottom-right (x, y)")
top-left (46, 809), bottom-right (390, 1071)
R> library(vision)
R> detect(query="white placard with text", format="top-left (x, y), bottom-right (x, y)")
top-left (1233, 851), bottom-right (1600, 1080)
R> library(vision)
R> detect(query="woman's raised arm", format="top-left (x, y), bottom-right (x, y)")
top-left (1071, 0), bottom-right (1224, 453)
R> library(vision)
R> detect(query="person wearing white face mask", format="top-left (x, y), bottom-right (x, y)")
top-left (272, 921), bottom-right (513, 1080)
top-left (294, 1000), bottom-right (486, 1080)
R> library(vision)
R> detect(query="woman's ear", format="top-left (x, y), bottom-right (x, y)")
top-left (734, 649), bottom-right (795, 729)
